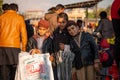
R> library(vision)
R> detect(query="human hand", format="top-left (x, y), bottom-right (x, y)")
top-left (30, 49), bottom-right (41, 54)
top-left (59, 43), bottom-right (65, 50)
top-left (94, 62), bottom-right (101, 72)
top-left (49, 55), bottom-right (54, 62)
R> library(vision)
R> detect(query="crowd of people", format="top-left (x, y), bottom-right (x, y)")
top-left (0, 0), bottom-right (120, 80)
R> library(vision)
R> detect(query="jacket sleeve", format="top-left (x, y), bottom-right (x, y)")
top-left (20, 17), bottom-right (28, 51)
top-left (87, 33), bottom-right (99, 60)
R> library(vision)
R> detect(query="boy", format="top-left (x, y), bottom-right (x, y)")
top-left (53, 13), bottom-right (74, 80)
top-left (66, 20), bottom-right (100, 80)
top-left (37, 20), bottom-right (53, 54)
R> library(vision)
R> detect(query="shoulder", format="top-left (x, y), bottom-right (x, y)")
top-left (82, 32), bottom-right (94, 40)
top-left (82, 32), bottom-right (91, 36)
top-left (45, 37), bottom-right (53, 42)
top-left (53, 28), bottom-right (59, 35)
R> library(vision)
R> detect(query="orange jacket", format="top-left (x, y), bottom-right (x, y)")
top-left (0, 10), bottom-right (27, 51)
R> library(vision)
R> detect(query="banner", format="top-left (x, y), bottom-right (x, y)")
top-left (15, 52), bottom-right (54, 80)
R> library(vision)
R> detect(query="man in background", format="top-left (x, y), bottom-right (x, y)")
top-left (111, 0), bottom-right (120, 79)
top-left (1, 3), bottom-right (10, 14)
top-left (0, 3), bottom-right (27, 80)
top-left (44, 4), bottom-right (65, 35)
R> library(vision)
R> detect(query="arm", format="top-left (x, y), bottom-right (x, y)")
top-left (95, 20), bottom-right (103, 33)
top-left (87, 33), bottom-right (99, 61)
top-left (87, 33), bottom-right (100, 71)
top-left (20, 17), bottom-right (28, 51)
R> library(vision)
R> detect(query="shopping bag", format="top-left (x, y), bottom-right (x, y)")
top-left (15, 52), bottom-right (54, 80)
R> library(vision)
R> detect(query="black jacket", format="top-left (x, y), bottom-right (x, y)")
top-left (42, 37), bottom-right (54, 54)
top-left (26, 37), bottom-right (38, 52)
top-left (70, 32), bottom-right (99, 69)
top-left (53, 27), bottom-right (71, 52)
top-left (26, 36), bottom-right (54, 54)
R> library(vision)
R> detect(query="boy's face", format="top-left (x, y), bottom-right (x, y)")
top-left (38, 27), bottom-right (48, 36)
top-left (57, 18), bottom-right (67, 30)
top-left (59, 8), bottom-right (64, 13)
top-left (67, 25), bottom-right (79, 36)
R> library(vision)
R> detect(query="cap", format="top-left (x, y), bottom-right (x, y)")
top-left (38, 20), bottom-right (50, 29)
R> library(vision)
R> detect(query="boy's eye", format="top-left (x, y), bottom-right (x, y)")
top-left (58, 21), bottom-right (66, 24)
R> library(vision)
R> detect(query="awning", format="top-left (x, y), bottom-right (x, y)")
top-left (64, 0), bottom-right (103, 9)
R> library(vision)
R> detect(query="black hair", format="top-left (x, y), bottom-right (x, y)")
top-left (56, 4), bottom-right (65, 10)
top-left (10, 3), bottom-right (18, 11)
top-left (77, 19), bottom-right (83, 28)
top-left (48, 7), bottom-right (56, 12)
top-left (99, 11), bottom-right (107, 18)
top-left (66, 20), bottom-right (77, 29)
top-left (2, 3), bottom-right (10, 11)
top-left (57, 12), bottom-right (68, 22)
top-left (77, 19), bottom-right (83, 24)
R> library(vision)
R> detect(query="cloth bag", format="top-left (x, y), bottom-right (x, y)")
top-left (15, 52), bottom-right (54, 80)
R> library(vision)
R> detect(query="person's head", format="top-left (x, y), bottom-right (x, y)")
top-left (2, 3), bottom-right (10, 12)
top-left (99, 11), bottom-right (107, 19)
top-left (77, 19), bottom-right (83, 28)
top-left (38, 20), bottom-right (50, 36)
top-left (57, 12), bottom-right (68, 30)
top-left (66, 20), bottom-right (79, 37)
top-left (48, 7), bottom-right (56, 13)
top-left (55, 4), bottom-right (65, 14)
top-left (25, 19), bottom-right (34, 39)
top-left (10, 3), bottom-right (18, 11)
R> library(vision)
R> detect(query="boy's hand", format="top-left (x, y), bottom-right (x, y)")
top-left (30, 49), bottom-right (41, 54)
top-left (59, 43), bottom-right (65, 50)
top-left (49, 55), bottom-right (54, 62)
top-left (94, 62), bottom-right (101, 72)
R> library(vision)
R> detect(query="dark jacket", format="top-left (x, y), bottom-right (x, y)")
top-left (53, 27), bottom-right (71, 52)
top-left (70, 32), bottom-right (99, 69)
top-left (26, 36), bottom-right (54, 54)
top-left (26, 37), bottom-right (38, 52)
top-left (42, 37), bottom-right (54, 54)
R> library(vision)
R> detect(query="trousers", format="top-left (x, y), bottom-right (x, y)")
top-left (72, 65), bottom-right (95, 80)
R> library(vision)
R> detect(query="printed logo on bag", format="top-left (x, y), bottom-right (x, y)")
top-left (26, 61), bottom-right (45, 75)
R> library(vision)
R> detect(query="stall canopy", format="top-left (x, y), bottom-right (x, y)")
top-left (64, 0), bottom-right (103, 9)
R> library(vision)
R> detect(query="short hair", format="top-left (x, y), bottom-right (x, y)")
top-left (57, 12), bottom-right (68, 22)
top-left (77, 19), bottom-right (83, 24)
top-left (99, 11), bottom-right (107, 18)
top-left (48, 7), bottom-right (56, 12)
top-left (56, 4), bottom-right (65, 10)
top-left (2, 3), bottom-right (10, 11)
top-left (10, 3), bottom-right (18, 11)
top-left (66, 20), bottom-right (77, 29)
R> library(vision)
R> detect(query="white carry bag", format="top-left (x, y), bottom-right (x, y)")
top-left (15, 52), bottom-right (54, 80)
